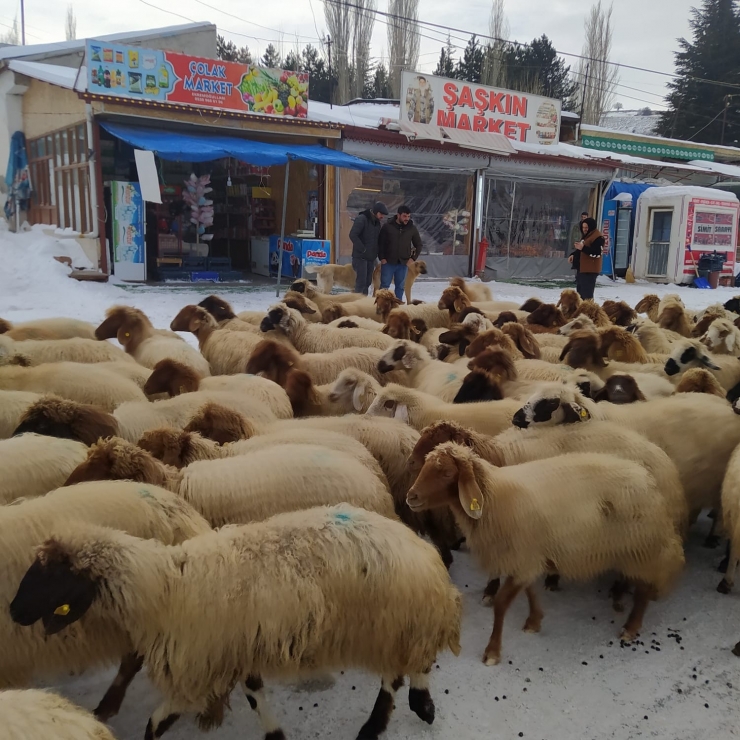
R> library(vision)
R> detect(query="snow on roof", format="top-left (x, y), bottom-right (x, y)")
top-left (638, 185), bottom-right (738, 202)
top-left (598, 112), bottom-right (660, 136)
top-left (688, 160), bottom-right (740, 179)
top-left (7, 60), bottom-right (85, 91)
top-left (0, 22), bottom-right (214, 61)
top-left (308, 100), bottom-right (401, 127)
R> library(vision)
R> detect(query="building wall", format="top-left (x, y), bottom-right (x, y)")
top-left (22, 79), bottom-right (86, 140)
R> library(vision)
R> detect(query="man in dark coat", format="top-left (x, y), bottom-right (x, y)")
top-left (377, 204), bottom-right (422, 300)
top-left (349, 201), bottom-right (388, 295)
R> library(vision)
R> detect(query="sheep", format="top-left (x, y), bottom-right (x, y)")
top-left (406, 443), bottom-right (684, 665)
top-left (66, 436), bottom-right (396, 526)
top-left (377, 340), bottom-right (468, 402)
top-left (598, 326), bottom-right (667, 364)
top-left (663, 339), bottom-right (740, 392)
top-left (382, 310), bottom-right (418, 340)
top-left (512, 387), bottom-right (740, 526)
top-left (556, 289), bottom-right (582, 319)
top-left (0, 317), bottom-right (97, 341)
top-left (245, 338), bottom-right (395, 386)
top-left (465, 328), bottom-right (525, 360)
top-left (631, 319), bottom-right (681, 354)
top-left (436, 314), bottom-right (493, 361)
top-left (321, 290), bottom-right (400, 324)
top-left (500, 323), bottom-right (542, 360)
top-left (449, 276), bottom-right (493, 303)
top-left (12, 506), bottom-right (462, 740)
top-left (692, 304), bottom-right (732, 337)
top-left (96, 306), bottom-right (211, 377)
top-left (525, 303), bottom-right (567, 333)
top-left (280, 291), bottom-right (325, 323)
top-left (519, 297), bottom-right (543, 312)
top-left (635, 294), bottom-right (660, 322)
top-left (603, 300), bottom-right (637, 327)
top-left (261, 304), bottom-right (395, 353)
top-left (0, 336), bottom-right (133, 367)
top-left (0, 480), bottom-right (209, 718)
top-left (0, 389), bottom-right (42, 439)
top-left (592, 374), bottom-right (648, 404)
top-left (0, 434), bottom-right (89, 504)
top-left (675, 368), bottom-right (726, 398)
top-left (438, 286), bottom-right (472, 322)
top-left (327, 316), bottom-right (385, 331)
top-left (198, 295), bottom-right (302, 334)
top-left (718, 443), bottom-right (740, 593)
top-left (0, 689), bottom-right (117, 740)
top-left (657, 296), bottom-right (694, 337)
top-left (701, 318), bottom-right (740, 356)
top-left (289, 277), bottom-right (367, 307)
top-left (366, 383), bottom-right (521, 437)
top-left (0, 363), bottom-right (147, 411)
top-left (558, 314), bottom-right (597, 337)
top-left (573, 299), bottom-right (611, 328)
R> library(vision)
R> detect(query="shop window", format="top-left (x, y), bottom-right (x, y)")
top-left (338, 168), bottom-right (473, 259)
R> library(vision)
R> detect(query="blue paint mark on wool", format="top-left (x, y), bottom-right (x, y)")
top-left (334, 512), bottom-right (352, 524)
top-left (447, 373), bottom-right (458, 383)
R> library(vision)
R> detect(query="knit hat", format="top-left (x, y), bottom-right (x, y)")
top-left (373, 201), bottom-right (389, 216)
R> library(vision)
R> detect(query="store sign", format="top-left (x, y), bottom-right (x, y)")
top-left (581, 134), bottom-right (714, 162)
top-left (86, 40), bottom-right (309, 118)
top-left (399, 71), bottom-right (561, 145)
top-left (683, 197), bottom-right (739, 273)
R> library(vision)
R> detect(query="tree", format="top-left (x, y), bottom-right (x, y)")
top-left (323, 0), bottom-right (352, 104)
top-left (657, 0), bottom-right (740, 144)
top-left (482, 0), bottom-right (508, 87)
top-left (65, 5), bottom-right (77, 41)
top-left (301, 44), bottom-right (332, 104)
top-left (387, 0), bottom-right (420, 97)
top-left (613, 101), bottom-right (623, 110)
top-left (261, 44), bottom-right (282, 69)
top-left (1, 14), bottom-right (19, 45)
top-left (504, 35), bottom-right (577, 103)
top-left (367, 60), bottom-right (392, 98)
top-left (352, 0), bottom-right (376, 99)
top-left (572, 1), bottom-right (620, 124)
top-left (283, 50), bottom-right (301, 71)
top-left (433, 36), bottom-right (456, 78)
top-left (217, 35), bottom-right (252, 64)
top-left (456, 35), bottom-right (485, 84)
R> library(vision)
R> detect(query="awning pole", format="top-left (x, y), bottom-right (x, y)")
top-left (506, 181), bottom-right (517, 268)
top-left (276, 158), bottom-right (291, 297)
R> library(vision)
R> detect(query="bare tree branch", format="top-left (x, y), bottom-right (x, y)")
top-left (352, 0), bottom-right (376, 98)
top-left (323, 0), bottom-right (352, 103)
top-left (387, 0), bottom-right (420, 97)
top-left (1, 14), bottom-right (19, 45)
top-left (482, 0), bottom-right (508, 87)
top-left (65, 5), bottom-right (77, 42)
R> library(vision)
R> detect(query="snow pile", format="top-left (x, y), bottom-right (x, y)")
top-left (0, 226), bottom-right (126, 323)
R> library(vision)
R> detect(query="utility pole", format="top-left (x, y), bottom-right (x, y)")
top-left (326, 35), bottom-right (333, 109)
top-left (20, 0), bottom-right (26, 44)
top-left (579, 62), bottom-right (591, 125)
top-left (721, 94), bottom-right (732, 146)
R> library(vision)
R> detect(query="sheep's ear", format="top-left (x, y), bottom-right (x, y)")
top-left (700, 354), bottom-right (721, 370)
top-left (394, 404), bottom-right (409, 423)
top-left (453, 297), bottom-right (467, 313)
top-left (401, 351), bottom-right (415, 370)
top-left (352, 384), bottom-right (365, 412)
top-left (562, 403), bottom-right (590, 423)
top-left (382, 325), bottom-right (390, 334)
top-left (458, 339), bottom-right (470, 357)
top-left (456, 456), bottom-right (484, 520)
top-left (116, 326), bottom-right (131, 344)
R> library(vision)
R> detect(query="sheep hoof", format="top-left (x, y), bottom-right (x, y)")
top-left (450, 537), bottom-right (466, 551)
top-left (482, 594), bottom-right (495, 607)
top-left (612, 601), bottom-right (625, 613)
top-left (523, 618), bottom-right (542, 634)
top-left (733, 642), bottom-right (740, 657)
top-left (408, 688), bottom-right (435, 725)
top-left (717, 578), bottom-right (732, 595)
top-left (619, 628), bottom-right (636, 642)
top-left (704, 535), bottom-right (721, 549)
top-left (718, 557), bottom-right (729, 574)
top-left (482, 652), bottom-right (501, 667)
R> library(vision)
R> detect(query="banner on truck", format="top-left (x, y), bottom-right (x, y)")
top-left (400, 70), bottom-right (561, 145)
top-left (86, 40), bottom-right (309, 118)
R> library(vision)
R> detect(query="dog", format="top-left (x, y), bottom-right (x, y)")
top-left (303, 263), bottom-right (357, 294)
top-left (372, 260), bottom-right (428, 304)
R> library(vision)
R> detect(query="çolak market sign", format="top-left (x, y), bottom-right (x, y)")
top-left (85, 40), bottom-right (309, 119)
top-left (400, 71), bottom-right (561, 145)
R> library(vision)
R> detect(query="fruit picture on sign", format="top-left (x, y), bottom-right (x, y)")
top-left (237, 68), bottom-right (309, 118)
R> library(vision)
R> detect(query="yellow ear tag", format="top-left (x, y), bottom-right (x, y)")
top-left (54, 604), bottom-right (70, 616)
top-left (580, 409), bottom-right (588, 419)
top-left (470, 498), bottom-right (481, 511)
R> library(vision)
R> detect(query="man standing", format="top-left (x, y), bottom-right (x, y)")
top-left (378, 204), bottom-right (422, 301)
top-left (350, 201), bottom-right (388, 295)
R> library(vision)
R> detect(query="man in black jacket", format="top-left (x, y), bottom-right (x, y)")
top-left (349, 201), bottom-right (388, 294)
top-left (378, 205), bottom-right (422, 300)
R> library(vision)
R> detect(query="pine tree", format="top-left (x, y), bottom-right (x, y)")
top-left (217, 35), bottom-right (252, 65)
top-left (261, 44), bottom-right (282, 70)
top-left (503, 35), bottom-right (576, 103)
top-left (657, 0), bottom-right (740, 144)
top-left (284, 50), bottom-right (301, 71)
top-left (301, 45), bottom-right (332, 103)
top-left (367, 62), bottom-right (393, 98)
top-left (434, 36), bottom-right (456, 78)
top-left (455, 36), bottom-right (485, 83)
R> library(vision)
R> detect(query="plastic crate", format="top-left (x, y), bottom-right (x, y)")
top-left (208, 257), bottom-right (232, 271)
top-left (159, 270), bottom-right (191, 282)
top-left (181, 255), bottom-right (209, 270)
top-left (191, 271), bottom-right (220, 283)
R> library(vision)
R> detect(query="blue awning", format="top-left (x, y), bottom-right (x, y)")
top-left (100, 121), bottom-right (386, 171)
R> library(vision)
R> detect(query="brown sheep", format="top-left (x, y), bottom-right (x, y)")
top-left (603, 300), bottom-right (637, 327)
top-left (692, 310), bottom-right (726, 338)
top-left (143, 359), bottom-right (201, 397)
top-left (557, 289), bottom-right (582, 319)
top-left (383, 311), bottom-right (415, 340)
top-left (197, 294), bottom-right (239, 323)
top-left (438, 286), bottom-right (472, 322)
top-left (574, 300), bottom-right (611, 328)
top-left (635, 294), bottom-right (660, 322)
top-left (0, 317), bottom-right (97, 340)
top-left (138, 427), bottom-right (227, 468)
top-left (492, 311), bottom-right (519, 328)
top-left (525, 303), bottom-right (567, 334)
top-left (449, 276), bottom-right (493, 303)
top-left (12, 395), bottom-right (119, 444)
top-left (281, 291), bottom-right (322, 320)
top-left (466, 328), bottom-right (523, 360)
top-left (453, 350), bottom-right (514, 404)
top-left (183, 402), bottom-right (258, 445)
top-left (658, 304), bottom-right (694, 337)
top-left (500, 323), bottom-right (541, 360)
top-left (593, 375), bottom-right (646, 404)
top-left (675, 368), bottom-right (726, 399)
top-left (519, 298), bottom-right (543, 313)
top-left (599, 326), bottom-right (650, 363)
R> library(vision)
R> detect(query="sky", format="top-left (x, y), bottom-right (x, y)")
top-left (0, 0), bottom-right (703, 111)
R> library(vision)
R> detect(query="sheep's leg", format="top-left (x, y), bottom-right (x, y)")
top-left (718, 539), bottom-right (731, 574)
top-left (733, 641), bottom-right (740, 657)
top-left (620, 582), bottom-right (653, 642)
top-left (243, 675), bottom-right (285, 740)
top-left (482, 577), bottom-right (500, 605)
top-left (356, 675), bottom-right (404, 740)
top-left (144, 700), bottom-right (182, 739)
top-left (609, 577), bottom-right (631, 612)
top-left (704, 509), bottom-right (721, 548)
top-left (94, 652), bottom-right (144, 720)
top-left (482, 576), bottom-right (524, 666)
top-left (408, 669), bottom-right (435, 724)
top-left (718, 539), bottom-right (738, 594)
top-left (544, 574), bottom-right (561, 591)
top-left (522, 585), bottom-right (544, 633)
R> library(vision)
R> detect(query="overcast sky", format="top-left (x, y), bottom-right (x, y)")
top-left (2, 0), bottom-right (703, 110)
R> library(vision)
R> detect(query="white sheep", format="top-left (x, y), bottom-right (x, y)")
top-left (448, 276), bottom-right (494, 303)
top-left (320, 295), bottom-right (390, 323)
top-left (377, 340), bottom-right (468, 402)
top-left (0, 363), bottom-right (147, 411)
top-left (718, 442), bottom-right (740, 594)
top-left (11, 505), bottom-right (462, 739)
top-left (0, 389), bottom-right (42, 439)
top-left (0, 337), bottom-right (134, 367)
top-left (326, 316), bottom-right (385, 331)
top-left (701, 318), bottom-right (740, 356)
top-left (394, 302), bottom-right (451, 329)
top-left (262, 303), bottom-right (395, 353)
top-left (407, 443), bottom-right (684, 665)
top-left (664, 338), bottom-right (740, 391)
top-left (0, 434), bottom-right (89, 504)
top-left (0, 317), bottom-right (97, 341)
top-left (0, 480), bottom-right (209, 717)
top-left (0, 689), bottom-right (117, 740)
top-left (96, 306), bottom-right (210, 377)
top-left (366, 383), bottom-right (522, 437)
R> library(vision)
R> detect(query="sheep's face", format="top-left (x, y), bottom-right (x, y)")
top-left (378, 342), bottom-right (417, 374)
top-left (701, 321), bottom-right (737, 355)
top-left (283, 292), bottom-right (317, 316)
top-left (383, 313), bottom-right (412, 340)
top-left (513, 392), bottom-right (591, 429)
top-left (558, 316), bottom-right (596, 336)
top-left (664, 342), bottom-right (721, 376)
top-left (289, 278), bottom-right (312, 296)
top-left (138, 428), bottom-right (189, 467)
top-left (594, 375), bottom-right (645, 404)
top-left (366, 394), bottom-right (410, 423)
top-left (184, 403), bottom-right (254, 444)
top-left (374, 291), bottom-right (403, 318)
top-left (262, 305), bottom-right (295, 335)
top-left (198, 295), bottom-right (235, 321)
top-left (95, 307), bottom-right (129, 340)
top-left (329, 371), bottom-right (376, 412)
top-left (321, 305), bottom-right (346, 323)
top-left (438, 287), bottom-right (468, 313)
top-left (408, 422), bottom-right (472, 478)
top-left (10, 552), bottom-right (98, 635)
top-left (501, 324), bottom-right (540, 360)
top-left (170, 305), bottom-right (211, 334)
top-left (519, 298), bottom-right (543, 313)
top-left (12, 398), bottom-right (118, 445)
top-left (724, 297), bottom-right (740, 314)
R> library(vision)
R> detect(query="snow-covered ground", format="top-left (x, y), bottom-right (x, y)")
top-left (3, 226), bottom-right (740, 740)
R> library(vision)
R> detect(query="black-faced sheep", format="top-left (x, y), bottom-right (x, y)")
top-left (663, 339), bottom-right (740, 392)
top-left (11, 507), bottom-right (462, 739)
